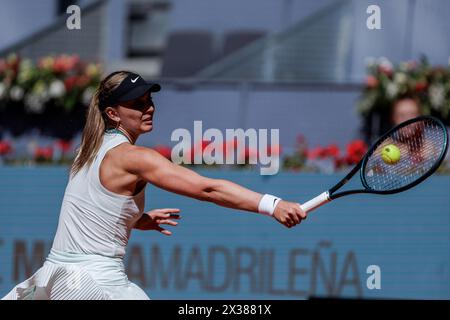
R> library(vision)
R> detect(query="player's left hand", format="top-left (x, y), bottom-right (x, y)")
top-left (134, 208), bottom-right (181, 235)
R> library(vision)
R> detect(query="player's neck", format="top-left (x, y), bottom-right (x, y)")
top-left (106, 127), bottom-right (136, 144)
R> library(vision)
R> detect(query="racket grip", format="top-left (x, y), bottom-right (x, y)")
top-left (300, 191), bottom-right (331, 213)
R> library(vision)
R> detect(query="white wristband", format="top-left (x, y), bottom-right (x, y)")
top-left (258, 194), bottom-right (282, 217)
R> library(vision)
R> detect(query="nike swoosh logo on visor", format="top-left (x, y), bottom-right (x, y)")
top-left (131, 77), bottom-right (139, 83)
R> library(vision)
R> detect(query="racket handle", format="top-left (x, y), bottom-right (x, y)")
top-left (300, 191), bottom-right (331, 213)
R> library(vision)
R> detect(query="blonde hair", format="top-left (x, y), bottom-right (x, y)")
top-left (70, 71), bottom-right (132, 176)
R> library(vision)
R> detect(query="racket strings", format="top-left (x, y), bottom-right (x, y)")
top-left (364, 119), bottom-right (446, 191)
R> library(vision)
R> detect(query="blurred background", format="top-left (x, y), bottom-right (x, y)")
top-left (1, 0), bottom-right (450, 300)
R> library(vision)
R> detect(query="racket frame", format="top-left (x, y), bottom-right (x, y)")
top-left (300, 116), bottom-right (448, 213)
top-left (358, 115), bottom-right (448, 196)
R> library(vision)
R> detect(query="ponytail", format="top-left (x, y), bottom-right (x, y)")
top-left (70, 71), bottom-right (131, 177)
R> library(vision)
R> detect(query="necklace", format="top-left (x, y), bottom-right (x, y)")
top-left (105, 128), bottom-right (133, 144)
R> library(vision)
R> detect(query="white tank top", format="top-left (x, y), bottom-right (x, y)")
top-left (52, 132), bottom-right (145, 258)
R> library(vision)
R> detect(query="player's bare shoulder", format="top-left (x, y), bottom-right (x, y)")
top-left (118, 144), bottom-right (163, 175)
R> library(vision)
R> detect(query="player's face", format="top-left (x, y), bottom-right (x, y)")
top-left (117, 92), bottom-right (155, 134)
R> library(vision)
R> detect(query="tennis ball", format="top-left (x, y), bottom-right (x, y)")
top-left (381, 144), bottom-right (401, 165)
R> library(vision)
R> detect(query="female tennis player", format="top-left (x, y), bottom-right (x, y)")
top-left (2, 71), bottom-right (306, 300)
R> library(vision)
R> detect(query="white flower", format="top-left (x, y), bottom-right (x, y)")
top-left (10, 86), bottom-right (24, 101)
top-left (0, 82), bottom-right (6, 99)
top-left (82, 87), bottom-right (95, 105)
top-left (386, 82), bottom-right (399, 99)
top-left (378, 56), bottom-right (393, 72)
top-left (429, 84), bottom-right (446, 109)
top-left (48, 80), bottom-right (66, 98)
top-left (394, 72), bottom-right (407, 85)
top-left (25, 94), bottom-right (45, 114)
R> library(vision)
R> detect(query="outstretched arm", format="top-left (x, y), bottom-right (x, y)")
top-left (126, 147), bottom-right (306, 228)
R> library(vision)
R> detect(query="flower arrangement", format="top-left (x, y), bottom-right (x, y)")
top-left (282, 135), bottom-right (368, 173)
top-left (0, 140), bottom-right (13, 156)
top-left (357, 56), bottom-right (450, 121)
top-left (0, 136), bottom-right (74, 165)
top-left (0, 53), bottom-right (101, 114)
top-left (34, 146), bottom-right (54, 163)
top-left (181, 138), bottom-right (280, 167)
top-left (1, 134), bottom-right (450, 174)
top-left (0, 140), bottom-right (13, 164)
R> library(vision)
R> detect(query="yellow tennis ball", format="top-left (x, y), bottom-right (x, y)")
top-left (381, 144), bottom-right (401, 165)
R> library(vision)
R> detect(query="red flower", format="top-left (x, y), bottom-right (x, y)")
top-left (307, 146), bottom-right (326, 160)
top-left (378, 65), bottom-right (393, 77)
top-left (345, 140), bottom-right (368, 165)
top-left (306, 144), bottom-right (340, 160)
top-left (53, 60), bottom-right (66, 73)
top-left (34, 147), bottom-right (53, 161)
top-left (64, 74), bottom-right (91, 92)
top-left (366, 75), bottom-right (378, 88)
top-left (0, 59), bottom-right (6, 74)
top-left (154, 145), bottom-right (172, 160)
top-left (414, 81), bottom-right (427, 92)
top-left (76, 75), bottom-right (91, 88)
top-left (53, 55), bottom-right (80, 73)
top-left (64, 76), bottom-right (78, 92)
top-left (0, 140), bottom-right (13, 155)
top-left (325, 144), bottom-right (340, 158)
top-left (6, 54), bottom-right (20, 74)
top-left (55, 139), bottom-right (72, 153)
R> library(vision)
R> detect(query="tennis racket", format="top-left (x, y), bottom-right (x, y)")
top-left (300, 116), bottom-right (448, 213)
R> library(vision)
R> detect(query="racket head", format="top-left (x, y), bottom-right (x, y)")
top-left (360, 116), bottom-right (448, 194)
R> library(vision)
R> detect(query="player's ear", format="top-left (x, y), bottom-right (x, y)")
top-left (104, 106), bottom-right (120, 123)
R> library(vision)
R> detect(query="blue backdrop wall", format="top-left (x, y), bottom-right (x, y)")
top-left (1, 167), bottom-right (450, 299)
top-left (138, 84), bottom-right (362, 154)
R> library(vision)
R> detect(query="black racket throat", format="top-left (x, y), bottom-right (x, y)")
top-left (328, 161), bottom-right (362, 198)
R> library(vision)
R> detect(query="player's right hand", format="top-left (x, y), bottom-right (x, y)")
top-left (273, 200), bottom-right (307, 228)
top-left (134, 208), bottom-right (181, 235)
